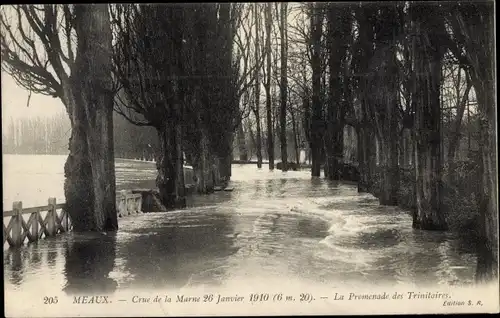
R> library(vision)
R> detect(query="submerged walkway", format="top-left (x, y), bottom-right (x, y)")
top-left (4, 164), bottom-right (477, 297)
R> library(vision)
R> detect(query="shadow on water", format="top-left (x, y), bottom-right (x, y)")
top-left (2, 163), bottom-right (482, 292)
top-left (5, 247), bottom-right (24, 286)
top-left (63, 232), bottom-right (118, 295)
top-left (117, 211), bottom-right (238, 289)
top-left (4, 243), bottom-right (45, 286)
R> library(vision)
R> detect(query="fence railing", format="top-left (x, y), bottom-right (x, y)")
top-left (3, 191), bottom-right (143, 248)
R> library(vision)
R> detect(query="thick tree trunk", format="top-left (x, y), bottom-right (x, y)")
top-left (379, 137), bottom-right (399, 205)
top-left (324, 5), bottom-right (349, 181)
top-left (412, 11), bottom-right (447, 230)
top-left (193, 128), bottom-right (214, 194)
top-left (445, 3), bottom-right (497, 280)
top-left (156, 124), bottom-right (186, 209)
top-left (355, 6), bottom-right (376, 193)
top-left (67, 4), bottom-right (117, 232)
top-left (217, 131), bottom-right (233, 182)
top-left (310, 4), bottom-right (324, 177)
top-left (64, 111), bottom-right (95, 232)
top-left (474, 78), bottom-right (498, 282)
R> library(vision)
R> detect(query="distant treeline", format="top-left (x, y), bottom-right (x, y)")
top-left (3, 111), bottom-right (158, 160)
top-left (2, 113), bottom-right (70, 155)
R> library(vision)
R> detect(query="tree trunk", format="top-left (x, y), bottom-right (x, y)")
top-left (64, 109), bottom-right (95, 232)
top-left (192, 127), bottom-right (214, 194)
top-left (217, 131), bottom-right (233, 182)
top-left (67, 4), bottom-right (117, 232)
top-left (255, 112), bottom-right (263, 168)
top-left (254, 3), bottom-right (263, 169)
top-left (279, 3), bottom-right (288, 171)
top-left (412, 9), bottom-right (447, 230)
top-left (379, 137), bottom-right (399, 205)
top-left (474, 76), bottom-right (498, 281)
top-left (459, 3), bottom-right (497, 279)
top-left (310, 4), bottom-right (324, 177)
top-left (265, 3), bottom-right (274, 171)
top-left (356, 126), bottom-right (366, 192)
top-left (355, 5), bottom-right (376, 193)
top-left (447, 79), bottom-right (472, 161)
top-left (291, 109), bottom-right (300, 164)
top-left (237, 124), bottom-right (248, 161)
top-left (156, 124), bottom-right (186, 209)
top-left (324, 4), bottom-right (349, 180)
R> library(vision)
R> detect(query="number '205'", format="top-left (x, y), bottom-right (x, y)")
top-left (44, 296), bottom-right (58, 304)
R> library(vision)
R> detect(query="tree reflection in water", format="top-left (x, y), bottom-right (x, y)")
top-left (118, 211), bottom-right (238, 290)
top-left (63, 232), bottom-right (118, 295)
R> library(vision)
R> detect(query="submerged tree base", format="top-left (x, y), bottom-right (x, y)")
top-left (412, 217), bottom-right (449, 231)
top-left (475, 237), bottom-right (498, 283)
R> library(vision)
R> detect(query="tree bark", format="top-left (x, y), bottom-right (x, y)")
top-left (456, 3), bottom-right (498, 282)
top-left (237, 124), bottom-right (248, 161)
top-left (279, 3), bottom-right (288, 171)
top-left (64, 106), bottom-right (95, 231)
top-left (254, 3), bottom-right (263, 169)
top-left (310, 4), bottom-right (324, 177)
top-left (356, 126), bottom-right (367, 192)
top-left (291, 109), bottom-right (300, 164)
top-left (355, 5), bottom-right (376, 192)
top-left (324, 5), bottom-right (349, 180)
top-left (474, 76), bottom-right (497, 282)
top-left (67, 4), bottom-right (117, 232)
top-left (192, 126), bottom-right (214, 194)
top-left (255, 112), bottom-right (263, 168)
top-left (265, 2), bottom-right (274, 170)
top-left (379, 136), bottom-right (399, 205)
top-left (411, 6), bottom-right (447, 230)
top-left (156, 123), bottom-right (186, 209)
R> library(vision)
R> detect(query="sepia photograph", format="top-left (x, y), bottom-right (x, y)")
top-left (2, 1), bottom-right (498, 316)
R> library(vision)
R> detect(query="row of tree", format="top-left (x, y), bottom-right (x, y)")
top-left (0, 3), bottom-right (496, 281)
top-left (293, 1), bottom-right (496, 281)
top-left (2, 114), bottom-right (70, 154)
top-left (1, 4), bottom-right (254, 230)
top-left (2, 5), bottom-right (117, 232)
top-left (1, 111), bottom-right (158, 160)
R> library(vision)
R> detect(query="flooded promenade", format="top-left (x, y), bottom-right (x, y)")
top-left (3, 155), bottom-right (477, 298)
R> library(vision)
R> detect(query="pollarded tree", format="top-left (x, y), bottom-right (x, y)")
top-left (409, 2), bottom-right (448, 231)
top-left (352, 3), bottom-right (377, 193)
top-left (369, 5), bottom-right (402, 205)
top-left (1, 5), bottom-right (118, 231)
top-left (308, 3), bottom-right (325, 177)
top-left (112, 4), bottom-right (187, 208)
top-left (445, 0), bottom-right (497, 282)
top-left (324, 2), bottom-right (352, 180)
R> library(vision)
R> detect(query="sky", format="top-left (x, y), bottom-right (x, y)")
top-left (1, 71), bottom-right (66, 120)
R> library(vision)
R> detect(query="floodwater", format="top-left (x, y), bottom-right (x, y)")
top-left (3, 155), bottom-right (478, 297)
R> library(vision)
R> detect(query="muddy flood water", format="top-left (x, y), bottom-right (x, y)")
top-left (3, 155), bottom-right (478, 298)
